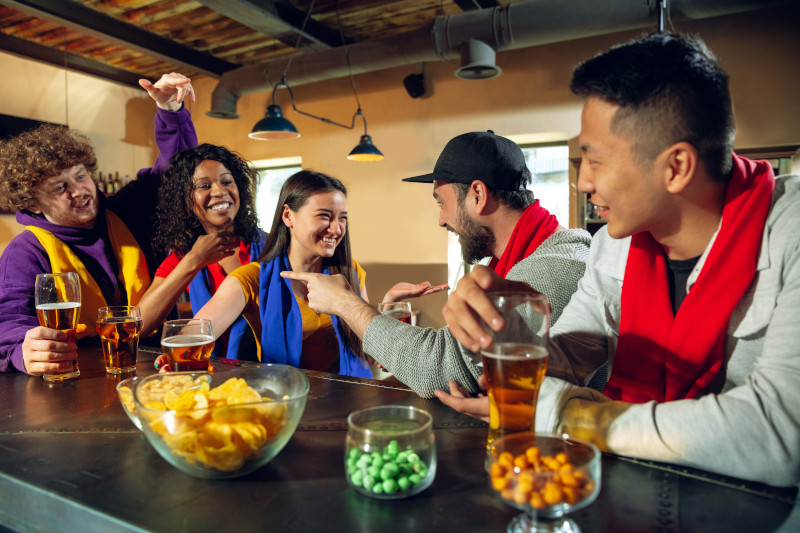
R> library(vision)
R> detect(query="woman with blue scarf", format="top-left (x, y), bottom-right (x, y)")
top-left (189, 170), bottom-right (372, 377)
top-left (138, 144), bottom-right (265, 359)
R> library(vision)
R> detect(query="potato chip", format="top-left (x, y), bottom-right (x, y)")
top-left (144, 377), bottom-right (288, 471)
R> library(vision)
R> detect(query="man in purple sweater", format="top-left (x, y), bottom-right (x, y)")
top-left (0, 73), bottom-right (198, 376)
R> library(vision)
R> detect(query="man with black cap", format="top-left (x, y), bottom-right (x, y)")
top-left (282, 131), bottom-right (591, 397)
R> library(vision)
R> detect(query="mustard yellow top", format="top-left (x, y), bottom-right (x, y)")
top-left (228, 260), bottom-right (367, 372)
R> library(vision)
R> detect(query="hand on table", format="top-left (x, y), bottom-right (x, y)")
top-left (139, 72), bottom-right (195, 111)
top-left (434, 374), bottom-right (490, 423)
top-left (442, 264), bottom-right (541, 352)
top-left (153, 355), bottom-right (172, 373)
top-left (22, 326), bottom-right (78, 376)
top-left (382, 281), bottom-right (449, 303)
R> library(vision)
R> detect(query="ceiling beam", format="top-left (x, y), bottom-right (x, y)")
top-left (454, 0), bottom-right (500, 10)
top-left (0, 0), bottom-right (238, 77)
top-left (196, 0), bottom-right (346, 48)
top-left (0, 32), bottom-right (145, 88)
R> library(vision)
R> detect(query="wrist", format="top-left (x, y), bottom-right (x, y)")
top-left (156, 101), bottom-right (183, 112)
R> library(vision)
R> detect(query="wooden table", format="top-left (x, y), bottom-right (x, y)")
top-left (0, 345), bottom-right (797, 532)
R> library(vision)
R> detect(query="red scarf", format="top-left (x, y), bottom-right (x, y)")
top-left (603, 154), bottom-right (775, 403)
top-left (489, 200), bottom-right (559, 278)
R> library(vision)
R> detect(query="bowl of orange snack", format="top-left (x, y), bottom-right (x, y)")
top-left (488, 432), bottom-right (600, 532)
top-left (133, 365), bottom-right (309, 479)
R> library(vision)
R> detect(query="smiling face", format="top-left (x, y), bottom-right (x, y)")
top-left (31, 164), bottom-right (99, 229)
top-left (434, 180), bottom-right (495, 263)
top-left (577, 97), bottom-right (670, 240)
top-left (283, 191), bottom-right (348, 263)
top-left (191, 159), bottom-right (240, 233)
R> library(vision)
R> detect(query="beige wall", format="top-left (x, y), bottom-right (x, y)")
top-left (2, 3), bottom-right (798, 328)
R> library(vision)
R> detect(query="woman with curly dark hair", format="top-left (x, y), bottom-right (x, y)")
top-left (152, 170), bottom-right (372, 377)
top-left (137, 143), bottom-right (265, 359)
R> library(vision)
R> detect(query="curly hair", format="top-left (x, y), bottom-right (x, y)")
top-left (0, 123), bottom-right (97, 212)
top-left (152, 143), bottom-right (261, 255)
top-left (570, 32), bottom-right (735, 181)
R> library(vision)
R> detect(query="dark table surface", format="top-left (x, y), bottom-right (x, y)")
top-left (0, 345), bottom-right (798, 533)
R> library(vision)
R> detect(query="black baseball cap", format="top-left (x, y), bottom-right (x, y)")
top-left (403, 130), bottom-right (527, 190)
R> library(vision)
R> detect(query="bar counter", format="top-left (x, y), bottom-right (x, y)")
top-left (0, 346), bottom-right (797, 532)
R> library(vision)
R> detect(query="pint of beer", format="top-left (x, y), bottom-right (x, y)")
top-left (482, 343), bottom-right (548, 445)
top-left (480, 293), bottom-right (550, 458)
top-left (34, 272), bottom-right (81, 382)
top-left (161, 319), bottom-right (215, 372)
top-left (97, 306), bottom-right (143, 374)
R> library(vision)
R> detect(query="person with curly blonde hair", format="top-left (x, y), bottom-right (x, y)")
top-left (0, 73), bottom-right (198, 376)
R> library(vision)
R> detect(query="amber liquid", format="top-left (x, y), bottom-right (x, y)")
top-left (384, 309), bottom-right (411, 324)
top-left (482, 343), bottom-right (548, 449)
top-left (36, 302), bottom-right (81, 381)
top-left (97, 317), bottom-right (142, 374)
top-left (161, 334), bottom-right (215, 372)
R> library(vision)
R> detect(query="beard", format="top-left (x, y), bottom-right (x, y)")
top-left (447, 207), bottom-right (495, 264)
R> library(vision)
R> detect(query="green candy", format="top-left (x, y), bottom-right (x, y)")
top-left (347, 442), bottom-right (430, 496)
top-left (382, 479), bottom-right (399, 494)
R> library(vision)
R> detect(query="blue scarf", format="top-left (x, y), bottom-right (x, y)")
top-left (257, 253), bottom-right (371, 378)
top-left (189, 231), bottom-right (265, 359)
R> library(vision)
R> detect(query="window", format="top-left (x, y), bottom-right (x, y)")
top-left (251, 157), bottom-right (302, 229)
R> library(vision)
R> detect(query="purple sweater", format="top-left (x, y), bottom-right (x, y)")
top-left (0, 106), bottom-right (197, 373)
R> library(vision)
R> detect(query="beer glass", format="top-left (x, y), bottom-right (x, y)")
top-left (34, 272), bottom-right (81, 382)
top-left (97, 306), bottom-right (142, 374)
top-left (377, 302), bottom-right (412, 324)
top-left (161, 319), bottom-right (215, 372)
top-left (480, 292), bottom-right (550, 457)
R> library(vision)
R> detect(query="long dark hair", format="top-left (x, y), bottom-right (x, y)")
top-left (153, 143), bottom-right (261, 255)
top-left (260, 170), bottom-right (364, 361)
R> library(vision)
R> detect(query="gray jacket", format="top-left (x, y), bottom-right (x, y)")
top-left (363, 229), bottom-right (591, 397)
top-left (538, 174), bottom-right (800, 487)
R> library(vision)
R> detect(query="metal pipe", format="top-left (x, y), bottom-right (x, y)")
top-left (207, 0), bottom-right (792, 118)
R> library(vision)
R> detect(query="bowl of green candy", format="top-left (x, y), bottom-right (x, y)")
top-left (345, 405), bottom-right (436, 499)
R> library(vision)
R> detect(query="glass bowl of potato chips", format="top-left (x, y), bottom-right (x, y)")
top-left (133, 365), bottom-right (309, 479)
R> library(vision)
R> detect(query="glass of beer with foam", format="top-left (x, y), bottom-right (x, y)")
top-left (161, 319), bottom-right (215, 372)
top-left (34, 272), bottom-right (81, 382)
top-left (480, 292), bottom-right (550, 460)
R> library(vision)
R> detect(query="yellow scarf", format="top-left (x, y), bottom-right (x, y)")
top-left (27, 210), bottom-right (151, 338)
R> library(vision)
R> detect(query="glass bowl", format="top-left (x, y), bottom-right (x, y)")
top-left (488, 432), bottom-right (600, 533)
top-left (345, 405), bottom-right (436, 499)
top-left (134, 365), bottom-right (309, 479)
top-left (116, 375), bottom-right (144, 430)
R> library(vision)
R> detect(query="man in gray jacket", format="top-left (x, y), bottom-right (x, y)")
top-left (440, 32), bottom-right (800, 487)
top-left (284, 131), bottom-right (591, 397)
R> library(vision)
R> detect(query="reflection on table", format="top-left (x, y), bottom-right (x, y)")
top-left (0, 345), bottom-right (797, 532)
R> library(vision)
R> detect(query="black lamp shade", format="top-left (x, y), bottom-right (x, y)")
top-left (249, 104), bottom-right (300, 140)
top-left (347, 134), bottom-right (384, 161)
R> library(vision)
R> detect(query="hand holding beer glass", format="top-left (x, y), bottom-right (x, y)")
top-left (34, 272), bottom-right (81, 382)
top-left (161, 319), bottom-right (215, 372)
top-left (97, 306), bottom-right (142, 374)
top-left (481, 292), bottom-right (550, 456)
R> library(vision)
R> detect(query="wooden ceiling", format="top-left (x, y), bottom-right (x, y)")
top-left (0, 0), bottom-right (525, 87)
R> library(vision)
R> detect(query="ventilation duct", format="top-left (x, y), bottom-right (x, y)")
top-left (208, 0), bottom-right (792, 118)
